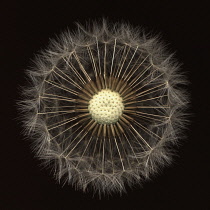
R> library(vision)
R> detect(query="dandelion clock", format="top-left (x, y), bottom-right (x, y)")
top-left (20, 20), bottom-right (188, 195)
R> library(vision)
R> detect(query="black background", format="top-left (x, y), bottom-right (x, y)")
top-left (1, 0), bottom-right (210, 209)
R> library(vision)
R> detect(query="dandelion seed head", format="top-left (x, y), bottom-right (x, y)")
top-left (19, 19), bottom-right (189, 196)
top-left (88, 89), bottom-right (124, 124)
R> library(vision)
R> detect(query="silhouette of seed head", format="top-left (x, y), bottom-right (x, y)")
top-left (19, 20), bottom-right (188, 195)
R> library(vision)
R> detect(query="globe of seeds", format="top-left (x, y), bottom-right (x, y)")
top-left (19, 20), bottom-right (188, 195)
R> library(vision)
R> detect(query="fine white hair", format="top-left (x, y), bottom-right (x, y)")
top-left (19, 19), bottom-right (188, 196)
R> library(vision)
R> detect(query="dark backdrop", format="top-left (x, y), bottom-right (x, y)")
top-left (1, 0), bottom-right (209, 209)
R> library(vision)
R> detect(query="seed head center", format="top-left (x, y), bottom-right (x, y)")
top-left (88, 89), bottom-right (124, 124)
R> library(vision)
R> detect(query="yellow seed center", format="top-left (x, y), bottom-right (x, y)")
top-left (88, 89), bottom-right (124, 124)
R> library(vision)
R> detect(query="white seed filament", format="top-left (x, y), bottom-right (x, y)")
top-left (88, 89), bottom-right (124, 124)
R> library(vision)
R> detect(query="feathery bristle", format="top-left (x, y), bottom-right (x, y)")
top-left (19, 20), bottom-right (189, 195)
